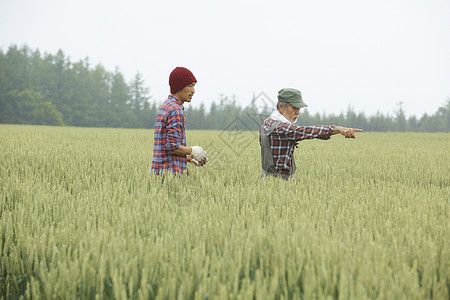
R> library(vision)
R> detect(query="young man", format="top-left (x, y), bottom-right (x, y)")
top-left (151, 67), bottom-right (208, 175)
top-left (260, 88), bottom-right (363, 180)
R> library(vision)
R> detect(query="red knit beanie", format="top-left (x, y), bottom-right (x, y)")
top-left (169, 67), bottom-right (197, 94)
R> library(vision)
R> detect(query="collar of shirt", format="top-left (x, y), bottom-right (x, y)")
top-left (269, 110), bottom-right (292, 124)
top-left (168, 94), bottom-right (184, 110)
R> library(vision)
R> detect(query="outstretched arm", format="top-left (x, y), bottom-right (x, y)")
top-left (332, 126), bottom-right (363, 138)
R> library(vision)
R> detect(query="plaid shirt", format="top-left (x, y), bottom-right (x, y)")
top-left (151, 95), bottom-right (187, 175)
top-left (262, 118), bottom-right (335, 175)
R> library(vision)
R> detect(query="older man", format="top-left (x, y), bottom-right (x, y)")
top-left (260, 88), bottom-right (363, 180)
top-left (151, 67), bottom-right (208, 175)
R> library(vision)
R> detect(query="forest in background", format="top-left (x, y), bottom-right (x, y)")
top-left (0, 45), bottom-right (448, 132)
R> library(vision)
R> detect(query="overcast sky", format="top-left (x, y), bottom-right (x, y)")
top-left (1, 0), bottom-right (449, 118)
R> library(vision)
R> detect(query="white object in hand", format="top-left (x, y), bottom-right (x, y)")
top-left (191, 146), bottom-right (208, 162)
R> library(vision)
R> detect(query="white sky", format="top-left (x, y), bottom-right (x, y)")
top-left (1, 0), bottom-right (449, 118)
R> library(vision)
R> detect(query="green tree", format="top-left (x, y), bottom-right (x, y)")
top-left (129, 72), bottom-right (150, 111)
top-left (109, 68), bottom-right (132, 127)
top-left (3, 45), bottom-right (31, 92)
top-left (50, 50), bottom-right (73, 124)
top-left (394, 101), bottom-right (407, 131)
top-left (4, 89), bottom-right (41, 123)
top-left (129, 71), bottom-right (151, 127)
top-left (408, 116), bottom-right (418, 131)
top-left (0, 100), bottom-right (16, 124)
top-left (369, 112), bottom-right (393, 132)
top-left (32, 101), bottom-right (64, 125)
top-left (0, 89), bottom-right (63, 125)
top-left (141, 101), bottom-right (158, 129)
top-left (68, 59), bottom-right (94, 126)
top-left (433, 99), bottom-right (449, 132)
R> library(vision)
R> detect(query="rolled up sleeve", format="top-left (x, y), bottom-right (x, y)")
top-left (165, 107), bottom-right (184, 152)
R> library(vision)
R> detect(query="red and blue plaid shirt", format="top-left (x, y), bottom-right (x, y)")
top-left (151, 95), bottom-right (187, 175)
top-left (262, 118), bottom-right (335, 175)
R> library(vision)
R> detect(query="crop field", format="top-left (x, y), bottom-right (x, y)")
top-left (0, 124), bottom-right (449, 299)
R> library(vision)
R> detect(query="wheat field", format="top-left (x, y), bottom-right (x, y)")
top-left (0, 124), bottom-right (449, 299)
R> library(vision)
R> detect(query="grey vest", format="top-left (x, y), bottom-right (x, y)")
top-left (260, 119), bottom-right (296, 180)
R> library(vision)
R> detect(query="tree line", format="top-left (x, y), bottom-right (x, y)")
top-left (1, 45), bottom-right (448, 132)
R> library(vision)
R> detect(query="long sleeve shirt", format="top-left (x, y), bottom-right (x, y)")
top-left (262, 117), bottom-right (335, 175)
top-left (151, 95), bottom-right (187, 175)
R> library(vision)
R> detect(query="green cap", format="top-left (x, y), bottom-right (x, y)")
top-left (277, 88), bottom-right (308, 108)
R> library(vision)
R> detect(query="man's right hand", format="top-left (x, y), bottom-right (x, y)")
top-left (191, 146), bottom-right (208, 162)
top-left (333, 126), bottom-right (363, 138)
top-left (188, 155), bottom-right (207, 166)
